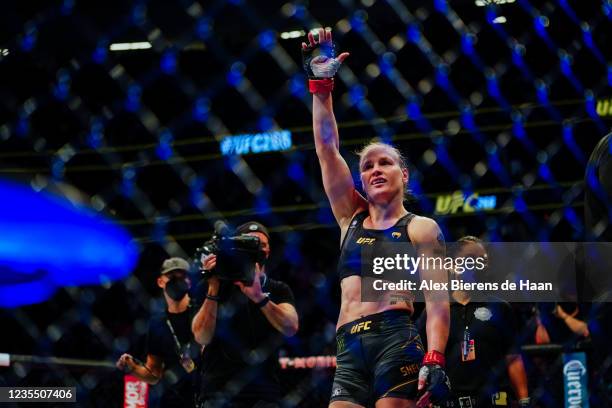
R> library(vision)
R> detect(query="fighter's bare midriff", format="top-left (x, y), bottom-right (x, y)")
top-left (337, 275), bottom-right (414, 328)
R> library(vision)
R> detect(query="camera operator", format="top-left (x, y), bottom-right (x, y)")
top-left (116, 257), bottom-right (200, 408)
top-left (191, 221), bottom-right (299, 408)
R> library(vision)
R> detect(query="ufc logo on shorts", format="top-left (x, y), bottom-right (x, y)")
top-left (350, 321), bottom-right (371, 334)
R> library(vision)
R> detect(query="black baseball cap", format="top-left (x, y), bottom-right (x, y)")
top-left (236, 221), bottom-right (270, 240)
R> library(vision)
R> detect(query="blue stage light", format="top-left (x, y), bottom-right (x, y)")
top-left (21, 31), bottom-right (36, 52)
top-left (258, 30), bottom-right (276, 51)
top-left (0, 179), bottom-right (139, 308)
top-left (160, 51), bottom-right (177, 74)
top-left (562, 124), bottom-right (586, 164)
top-left (125, 85), bottom-right (142, 112)
top-left (406, 24), bottom-right (421, 43)
top-left (131, 4), bottom-right (146, 26)
top-left (254, 196), bottom-right (271, 214)
top-left (193, 97), bottom-right (210, 122)
top-left (92, 45), bottom-right (107, 64)
top-left (196, 18), bottom-right (212, 40)
top-left (121, 167), bottom-right (136, 198)
top-left (350, 12), bottom-right (366, 33)
top-left (15, 117), bottom-right (30, 137)
top-left (287, 162), bottom-right (306, 184)
top-left (349, 85), bottom-right (365, 104)
top-left (156, 130), bottom-right (174, 160)
top-left (434, 0), bottom-right (448, 14)
top-left (461, 33), bottom-right (474, 56)
top-left (406, 101), bottom-right (434, 134)
top-left (535, 81), bottom-right (549, 104)
top-left (227, 63), bottom-right (245, 87)
top-left (602, 1), bottom-right (612, 18)
top-left (189, 176), bottom-right (206, 209)
top-left (53, 71), bottom-right (71, 101)
top-left (538, 163), bottom-right (554, 183)
top-left (563, 208), bottom-right (580, 229)
top-left (258, 116), bottom-right (274, 132)
top-left (87, 121), bottom-right (104, 149)
top-left (51, 158), bottom-right (65, 181)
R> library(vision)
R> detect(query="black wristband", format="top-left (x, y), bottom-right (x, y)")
top-left (206, 294), bottom-right (220, 301)
top-left (255, 295), bottom-right (270, 308)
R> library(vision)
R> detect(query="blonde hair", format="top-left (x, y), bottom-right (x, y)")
top-left (356, 140), bottom-right (408, 172)
top-left (356, 140), bottom-right (412, 200)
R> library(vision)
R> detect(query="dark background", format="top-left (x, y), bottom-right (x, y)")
top-left (0, 0), bottom-right (610, 406)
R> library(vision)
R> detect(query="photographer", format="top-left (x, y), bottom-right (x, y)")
top-left (116, 257), bottom-right (200, 408)
top-left (191, 221), bottom-right (299, 408)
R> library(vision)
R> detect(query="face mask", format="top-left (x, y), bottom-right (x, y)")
top-left (165, 277), bottom-right (189, 301)
top-left (258, 256), bottom-right (268, 267)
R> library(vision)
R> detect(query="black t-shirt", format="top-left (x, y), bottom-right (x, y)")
top-left (419, 298), bottom-right (518, 396)
top-left (146, 306), bottom-right (200, 408)
top-left (198, 276), bottom-right (295, 401)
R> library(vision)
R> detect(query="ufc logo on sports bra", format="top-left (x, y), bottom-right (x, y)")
top-left (356, 237), bottom-right (376, 245)
top-left (350, 321), bottom-right (372, 334)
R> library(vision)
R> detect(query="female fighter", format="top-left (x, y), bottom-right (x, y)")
top-left (302, 29), bottom-right (451, 408)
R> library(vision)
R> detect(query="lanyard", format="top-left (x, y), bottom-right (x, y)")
top-left (165, 317), bottom-right (185, 357)
top-left (461, 304), bottom-right (475, 360)
top-left (166, 316), bottom-right (197, 373)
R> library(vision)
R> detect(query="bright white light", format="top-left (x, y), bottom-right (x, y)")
top-left (0, 49), bottom-right (9, 56)
top-left (279, 30), bottom-right (305, 40)
top-left (310, 27), bottom-right (331, 35)
top-left (493, 16), bottom-right (507, 23)
top-left (475, 0), bottom-right (515, 6)
top-left (109, 42), bottom-right (152, 51)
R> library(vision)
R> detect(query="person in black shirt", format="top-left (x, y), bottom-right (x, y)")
top-left (116, 257), bottom-right (200, 407)
top-left (191, 221), bottom-right (299, 408)
top-left (419, 236), bottom-right (530, 408)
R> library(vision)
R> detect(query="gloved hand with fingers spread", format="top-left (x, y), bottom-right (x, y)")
top-left (301, 28), bottom-right (349, 94)
top-left (416, 350), bottom-right (452, 408)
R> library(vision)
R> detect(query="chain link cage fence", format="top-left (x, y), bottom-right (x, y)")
top-left (0, 0), bottom-right (611, 406)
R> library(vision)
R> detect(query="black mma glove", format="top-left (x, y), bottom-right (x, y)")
top-left (301, 28), bottom-right (347, 93)
top-left (302, 39), bottom-right (339, 79)
top-left (416, 351), bottom-right (452, 408)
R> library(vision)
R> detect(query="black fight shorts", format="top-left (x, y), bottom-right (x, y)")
top-left (330, 310), bottom-right (424, 406)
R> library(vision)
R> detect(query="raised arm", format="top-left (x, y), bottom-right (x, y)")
top-left (303, 29), bottom-right (366, 228)
top-left (191, 257), bottom-right (220, 346)
top-left (234, 266), bottom-right (299, 337)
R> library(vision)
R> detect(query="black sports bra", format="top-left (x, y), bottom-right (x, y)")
top-left (337, 211), bottom-right (416, 281)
